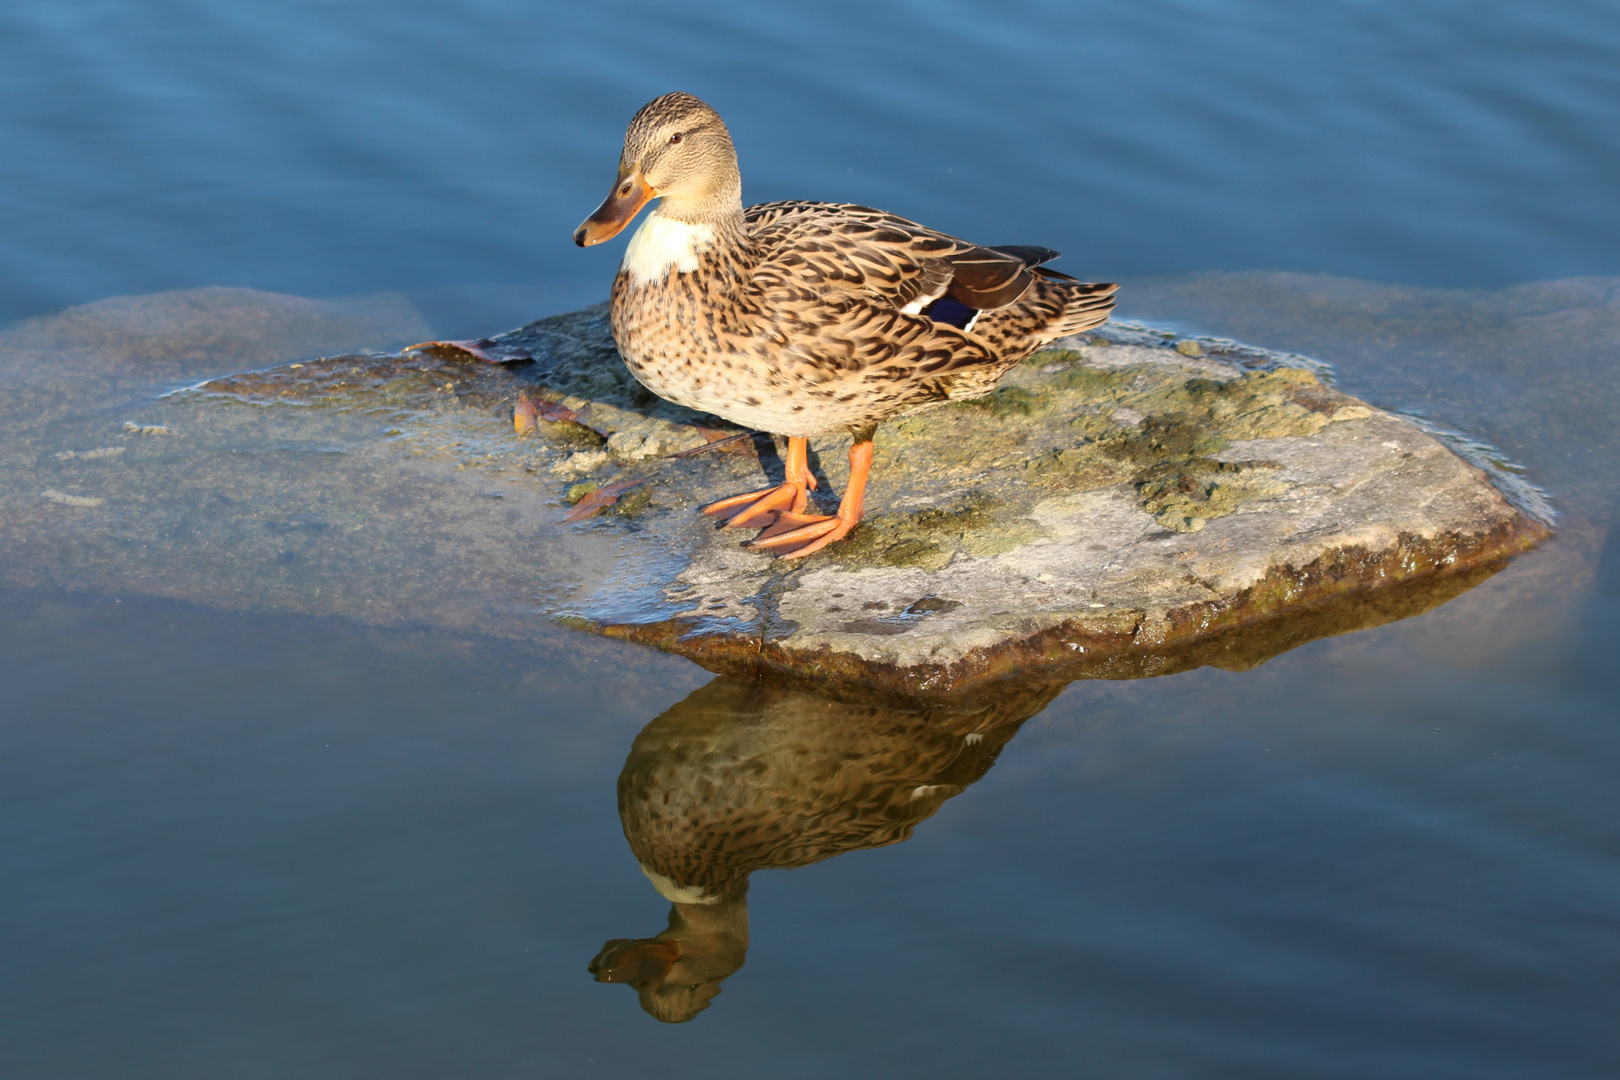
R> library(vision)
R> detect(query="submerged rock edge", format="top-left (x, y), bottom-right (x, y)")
top-left (592, 514), bottom-right (1548, 697)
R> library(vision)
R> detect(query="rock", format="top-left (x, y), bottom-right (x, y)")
top-left (185, 304), bottom-right (1547, 695)
top-left (0, 294), bottom-right (1548, 697)
top-left (551, 449), bottom-right (611, 476)
top-left (0, 286), bottom-right (429, 382)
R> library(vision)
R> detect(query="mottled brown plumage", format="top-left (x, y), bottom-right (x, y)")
top-left (576, 92), bottom-right (1117, 556)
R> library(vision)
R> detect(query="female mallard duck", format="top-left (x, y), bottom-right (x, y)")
top-left (575, 92), bottom-right (1116, 558)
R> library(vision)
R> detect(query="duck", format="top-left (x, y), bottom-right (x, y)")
top-left (575, 92), bottom-right (1116, 558)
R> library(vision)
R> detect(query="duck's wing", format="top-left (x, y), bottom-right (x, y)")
top-left (743, 201), bottom-right (1050, 315)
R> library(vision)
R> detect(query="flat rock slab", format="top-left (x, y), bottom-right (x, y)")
top-left (190, 305), bottom-right (1547, 695)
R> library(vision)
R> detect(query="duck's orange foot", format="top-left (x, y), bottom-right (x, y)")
top-left (700, 435), bottom-right (815, 529)
top-left (746, 435), bottom-right (874, 560)
top-left (702, 480), bottom-right (809, 529)
top-left (749, 510), bottom-right (858, 559)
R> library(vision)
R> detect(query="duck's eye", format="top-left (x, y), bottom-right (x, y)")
top-left (669, 132), bottom-right (683, 144)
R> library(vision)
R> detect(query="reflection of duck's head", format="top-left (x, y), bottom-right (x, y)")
top-left (592, 676), bottom-right (1063, 1020)
top-left (588, 889), bottom-right (749, 1023)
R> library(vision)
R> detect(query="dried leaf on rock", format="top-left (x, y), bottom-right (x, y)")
top-left (406, 338), bottom-right (535, 364)
top-left (514, 392), bottom-right (539, 436)
top-left (562, 479), bottom-right (645, 522)
top-left (532, 398), bottom-right (611, 438)
top-left (535, 399), bottom-right (580, 424)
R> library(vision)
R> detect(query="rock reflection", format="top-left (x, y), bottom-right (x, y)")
top-left (589, 676), bottom-right (1064, 1022)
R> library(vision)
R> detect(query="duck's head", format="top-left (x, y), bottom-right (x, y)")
top-left (574, 92), bottom-right (741, 246)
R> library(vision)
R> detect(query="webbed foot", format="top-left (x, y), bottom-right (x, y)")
top-left (747, 437), bottom-right (873, 560)
top-left (701, 435), bottom-right (815, 528)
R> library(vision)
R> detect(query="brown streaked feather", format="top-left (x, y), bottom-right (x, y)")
top-left (968, 277), bottom-right (1117, 363)
top-left (944, 245), bottom-right (1065, 308)
top-left (743, 203), bottom-right (1095, 318)
top-left (745, 201), bottom-right (975, 316)
top-left (1032, 264), bottom-right (1080, 282)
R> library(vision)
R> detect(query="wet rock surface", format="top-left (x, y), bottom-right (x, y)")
top-left (0, 290), bottom-right (1549, 695)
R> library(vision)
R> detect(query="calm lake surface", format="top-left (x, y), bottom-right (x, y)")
top-left (2, 3), bottom-right (1617, 1077)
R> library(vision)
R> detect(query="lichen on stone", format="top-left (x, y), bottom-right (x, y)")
top-left (610, 484), bottom-right (654, 517)
top-left (540, 418), bottom-right (606, 448)
top-left (953, 384), bottom-right (1046, 418)
top-left (1020, 363), bottom-right (1335, 530)
top-left (804, 348), bottom-right (1360, 559)
top-left (1133, 458), bottom-right (1289, 532)
top-left (828, 491), bottom-right (1047, 572)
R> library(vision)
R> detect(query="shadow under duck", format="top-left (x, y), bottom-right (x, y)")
top-left (575, 92), bottom-right (1117, 558)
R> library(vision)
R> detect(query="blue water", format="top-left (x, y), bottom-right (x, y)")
top-left (4, 2), bottom-right (1620, 335)
top-left (3, 3), bottom-right (1619, 1077)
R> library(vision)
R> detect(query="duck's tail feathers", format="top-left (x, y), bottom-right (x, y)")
top-left (969, 277), bottom-right (1117, 360)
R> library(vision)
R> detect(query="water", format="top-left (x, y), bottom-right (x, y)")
top-left (2, 3), bottom-right (1618, 1077)
top-left (5, 2), bottom-right (1620, 333)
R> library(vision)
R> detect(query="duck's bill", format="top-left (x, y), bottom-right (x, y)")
top-left (574, 171), bottom-right (656, 246)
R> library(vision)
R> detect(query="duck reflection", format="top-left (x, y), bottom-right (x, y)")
top-left (588, 676), bottom-right (1063, 1022)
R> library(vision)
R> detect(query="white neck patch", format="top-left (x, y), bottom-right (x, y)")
top-left (640, 864), bottom-right (721, 905)
top-left (621, 212), bottom-right (713, 287)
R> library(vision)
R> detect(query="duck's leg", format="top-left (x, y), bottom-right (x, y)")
top-left (702, 436), bottom-right (816, 528)
top-left (750, 436), bottom-right (874, 559)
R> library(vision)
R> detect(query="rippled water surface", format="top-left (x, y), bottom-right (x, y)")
top-left (5, 1), bottom-right (1620, 332)
top-left (2, 3), bottom-right (1618, 1078)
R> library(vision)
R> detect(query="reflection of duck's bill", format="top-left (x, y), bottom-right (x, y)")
top-left (641, 863), bottom-right (722, 905)
top-left (588, 938), bottom-right (680, 985)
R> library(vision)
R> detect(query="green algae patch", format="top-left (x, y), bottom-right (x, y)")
top-left (537, 417), bottom-right (606, 448)
top-left (872, 351), bottom-right (1347, 539)
top-left (1020, 347), bottom-right (1085, 367)
top-left (1134, 458), bottom-right (1290, 532)
top-left (611, 484), bottom-right (655, 517)
top-left (775, 345), bottom-right (1390, 565)
top-left (1021, 364), bottom-right (1340, 529)
top-left (1045, 363), bottom-right (1138, 398)
top-left (830, 492), bottom-right (1047, 572)
top-left (954, 384), bottom-right (1046, 418)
